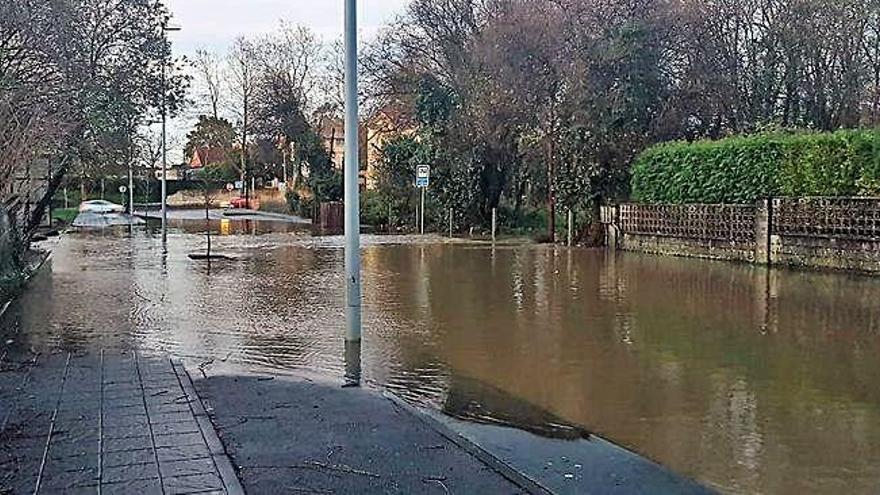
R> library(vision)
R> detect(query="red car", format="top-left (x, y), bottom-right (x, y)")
top-left (227, 197), bottom-right (259, 210)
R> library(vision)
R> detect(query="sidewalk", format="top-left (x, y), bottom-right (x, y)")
top-left (191, 369), bottom-right (527, 494)
top-left (1, 351), bottom-right (710, 494)
top-left (0, 351), bottom-right (241, 494)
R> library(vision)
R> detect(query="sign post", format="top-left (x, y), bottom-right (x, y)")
top-left (416, 165), bottom-right (430, 235)
top-left (119, 185), bottom-right (128, 211)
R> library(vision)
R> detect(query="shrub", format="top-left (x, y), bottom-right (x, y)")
top-left (631, 130), bottom-right (880, 204)
top-left (361, 190), bottom-right (390, 228)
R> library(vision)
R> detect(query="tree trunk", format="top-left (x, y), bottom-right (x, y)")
top-left (28, 160), bottom-right (69, 234)
top-left (583, 198), bottom-right (606, 247)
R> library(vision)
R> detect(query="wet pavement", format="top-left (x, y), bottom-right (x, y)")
top-left (3, 221), bottom-right (880, 494)
top-left (0, 350), bottom-right (241, 494)
top-left (192, 369), bottom-right (525, 494)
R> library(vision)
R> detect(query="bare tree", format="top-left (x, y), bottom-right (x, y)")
top-left (227, 37), bottom-right (259, 198)
top-left (255, 23), bottom-right (322, 111)
top-left (194, 49), bottom-right (224, 119)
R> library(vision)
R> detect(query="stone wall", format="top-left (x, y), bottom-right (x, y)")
top-left (770, 198), bottom-right (880, 273)
top-left (603, 198), bottom-right (880, 274)
top-left (607, 203), bottom-right (760, 263)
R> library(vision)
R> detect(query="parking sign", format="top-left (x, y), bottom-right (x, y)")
top-left (416, 165), bottom-right (430, 188)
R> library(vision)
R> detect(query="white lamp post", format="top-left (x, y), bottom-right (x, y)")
top-left (344, 0), bottom-right (362, 343)
top-left (161, 22), bottom-right (181, 246)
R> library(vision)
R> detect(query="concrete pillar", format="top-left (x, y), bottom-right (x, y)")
top-left (755, 199), bottom-right (772, 265)
top-left (604, 205), bottom-right (620, 251)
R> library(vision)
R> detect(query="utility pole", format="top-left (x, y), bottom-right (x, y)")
top-left (160, 40), bottom-right (167, 244)
top-left (128, 135), bottom-right (135, 216)
top-left (344, 0), bottom-right (362, 344)
top-left (160, 22), bottom-right (180, 245)
top-left (241, 90), bottom-right (249, 204)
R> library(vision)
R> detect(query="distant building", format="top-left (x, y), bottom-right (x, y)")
top-left (316, 109), bottom-right (413, 191)
top-left (365, 107), bottom-right (414, 191)
top-left (318, 119), bottom-right (346, 171)
top-left (189, 147), bottom-right (229, 169)
top-left (153, 167), bottom-right (184, 182)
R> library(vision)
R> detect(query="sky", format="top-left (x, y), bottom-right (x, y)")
top-left (164, 0), bottom-right (411, 53)
top-left (161, 0), bottom-right (412, 162)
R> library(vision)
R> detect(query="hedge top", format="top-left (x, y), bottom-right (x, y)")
top-left (631, 130), bottom-right (880, 204)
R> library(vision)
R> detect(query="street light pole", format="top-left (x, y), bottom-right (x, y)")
top-left (160, 22), bottom-right (180, 246)
top-left (129, 138), bottom-right (135, 216)
top-left (161, 46), bottom-right (167, 244)
top-left (344, 0), bottom-right (362, 343)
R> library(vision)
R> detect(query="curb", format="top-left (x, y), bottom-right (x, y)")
top-left (383, 391), bottom-right (553, 495)
top-left (172, 360), bottom-right (246, 495)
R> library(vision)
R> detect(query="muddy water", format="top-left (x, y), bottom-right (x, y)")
top-left (3, 225), bottom-right (880, 494)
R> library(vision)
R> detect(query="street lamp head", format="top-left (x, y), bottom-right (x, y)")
top-left (163, 25), bottom-right (182, 32)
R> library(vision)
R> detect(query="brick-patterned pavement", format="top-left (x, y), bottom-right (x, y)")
top-left (0, 351), bottom-right (242, 495)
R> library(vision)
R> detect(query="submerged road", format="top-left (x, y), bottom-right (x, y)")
top-left (2, 220), bottom-right (880, 493)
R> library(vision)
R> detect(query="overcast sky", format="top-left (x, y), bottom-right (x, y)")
top-left (161, 0), bottom-right (411, 162)
top-left (165, 0), bottom-right (411, 52)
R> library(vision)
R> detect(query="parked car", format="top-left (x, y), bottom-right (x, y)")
top-left (79, 200), bottom-right (125, 214)
top-left (227, 197), bottom-right (258, 210)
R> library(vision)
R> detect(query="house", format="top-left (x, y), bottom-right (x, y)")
top-left (317, 118), bottom-right (371, 189)
top-left (189, 147), bottom-right (229, 169)
top-left (153, 166), bottom-right (184, 182)
top-left (315, 109), bottom-right (413, 191)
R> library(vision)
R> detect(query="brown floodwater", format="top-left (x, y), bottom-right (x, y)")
top-left (2, 222), bottom-right (880, 494)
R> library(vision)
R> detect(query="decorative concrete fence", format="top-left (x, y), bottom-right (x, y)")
top-left (602, 198), bottom-right (880, 274)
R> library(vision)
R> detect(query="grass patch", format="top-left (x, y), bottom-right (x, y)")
top-left (52, 208), bottom-right (78, 224)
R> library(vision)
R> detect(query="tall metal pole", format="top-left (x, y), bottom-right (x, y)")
top-left (159, 23), bottom-right (180, 243)
top-left (129, 138), bottom-right (135, 216)
top-left (344, 0), bottom-right (362, 343)
top-left (160, 45), bottom-right (168, 245)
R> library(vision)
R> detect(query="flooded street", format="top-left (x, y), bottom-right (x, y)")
top-left (3, 222), bottom-right (880, 494)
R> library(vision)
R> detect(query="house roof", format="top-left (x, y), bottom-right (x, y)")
top-left (190, 147), bottom-right (229, 168)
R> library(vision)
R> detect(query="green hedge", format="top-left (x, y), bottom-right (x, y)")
top-left (631, 130), bottom-right (880, 204)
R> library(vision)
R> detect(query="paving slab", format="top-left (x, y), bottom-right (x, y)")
top-left (0, 351), bottom-right (242, 495)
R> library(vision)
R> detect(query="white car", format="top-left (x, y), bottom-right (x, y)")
top-left (79, 200), bottom-right (125, 214)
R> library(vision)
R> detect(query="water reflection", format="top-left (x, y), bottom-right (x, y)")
top-left (344, 340), bottom-right (362, 387)
top-left (443, 375), bottom-right (592, 440)
top-left (3, 228), bottom-right (880, 493)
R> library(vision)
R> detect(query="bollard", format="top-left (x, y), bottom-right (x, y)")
top-left (492, 208), bottom-right (497, 244)
top-left (448, 208), bottom-right (453, 238)
top-left (567, 209), bottom-right (573, 247)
